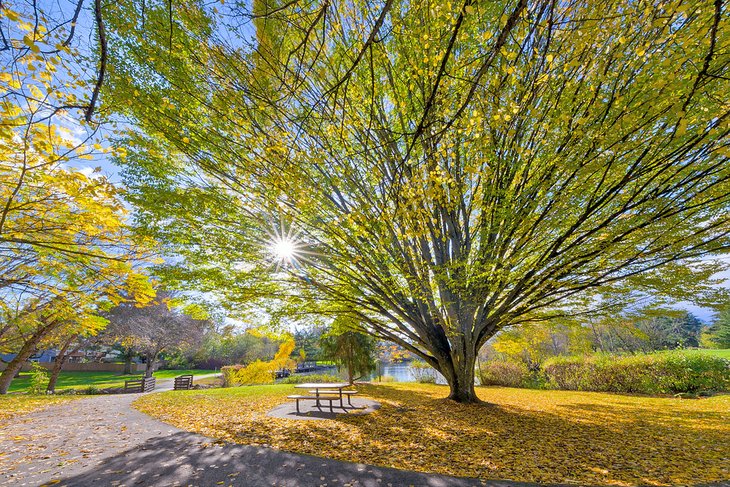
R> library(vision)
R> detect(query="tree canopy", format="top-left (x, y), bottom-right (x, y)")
top-left (708, 307), bottom-right (730, 348)
top-left (0, 1), bottom-right (154, 394)
top-left (100, 0), bottom-right (730, 402)
top-left (104, 290), bottom-right (208, 377)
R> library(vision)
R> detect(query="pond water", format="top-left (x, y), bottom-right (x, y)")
top-left (295, 362), bottom-right (449, 385)
top-left (367, 363), bottom-right (447, 385)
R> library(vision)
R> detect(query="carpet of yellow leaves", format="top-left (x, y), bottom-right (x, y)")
top-left (133, 383), bottom-right (730, 486)
top-left (0, 395), bottom-right (79, 423)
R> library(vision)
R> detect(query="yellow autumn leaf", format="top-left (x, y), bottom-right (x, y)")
top-left (4, 9), bottom-right (20, 21)
top-left (134, 382), bottom-right (730, 486)
top-left (29, 84), bottom-right (44, 99)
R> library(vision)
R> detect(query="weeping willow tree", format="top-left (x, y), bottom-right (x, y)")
top-left (104, 0), bottom-right (730, 402)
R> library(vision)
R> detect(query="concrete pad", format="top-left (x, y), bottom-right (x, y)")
top-left (267, 397), bottom-right (380, 420)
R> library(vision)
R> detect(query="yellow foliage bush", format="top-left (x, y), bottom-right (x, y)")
top-left (222, 361), bottom-right (275, 386)
top-left (222, 338), bottom-right (296, 386)
top-left (273, 338), bottom-right (296, 370)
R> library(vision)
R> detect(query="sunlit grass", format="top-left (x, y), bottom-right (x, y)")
top-left (676, 348), bottom-right (730, 359)
top-left (134, 382), bottom-right (730, 486)
top-left (6, 369), bottom-right (217, 393)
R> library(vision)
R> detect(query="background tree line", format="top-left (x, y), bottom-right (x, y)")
top-left (483, 309), bottom-right (710, 369)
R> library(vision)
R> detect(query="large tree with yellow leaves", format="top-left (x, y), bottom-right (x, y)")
top-left (106, 0), bottom-right (729, 402)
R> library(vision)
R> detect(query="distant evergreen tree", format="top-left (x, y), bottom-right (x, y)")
top-left (320, 317), bottom-right (377, 385)
top-left (709, 310), bottom-right (730, 349)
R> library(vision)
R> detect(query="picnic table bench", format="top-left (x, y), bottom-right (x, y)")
top-left (173, 374), bottom-right (193, 390)
top-left (287, 382), bottom-right (359, 414)
top-left (307, 389), bottom-right (358, 406)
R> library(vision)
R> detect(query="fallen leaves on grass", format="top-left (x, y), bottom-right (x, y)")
top-left (0, 395), bottom-right (79, 424)
top-left (133, 383), bottom-right (730, 486)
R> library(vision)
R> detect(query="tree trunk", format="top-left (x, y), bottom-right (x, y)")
top-left (346, 341), bottom-right (353, 385)
top-left (439, 348), bottom-right (481, 404)
top-left (446, 363), bottom-right (480, 403)
top-left (47, 335), bottom-right (78, 394)
top-left (144, 352), bottom-right (157, 378)
top-left (0, 326), bottom-right (53, 394)
top-left (123, 350), bottom-right (133, 375)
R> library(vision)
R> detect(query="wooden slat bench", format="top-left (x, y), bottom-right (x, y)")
top-left (308, 389), bottom-right (358, 406)
top-left (287, 394), bottom-right (342, 414)
top-left (173, 374), bottom-right (193, 390)
top-left (124, 376), bottom-right (156, 393)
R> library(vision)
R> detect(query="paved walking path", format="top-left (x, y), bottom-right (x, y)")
top-left (4, 379), bottom-right (721, 487)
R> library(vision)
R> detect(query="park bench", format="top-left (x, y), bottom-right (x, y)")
top-left (173, 374), bottom-right (193, 390)
top-left (124, 376), bottom-right (156, 393)
top-left (287, 394), bottom-right (342, 414)
top-left (307, 389), bottom-right (358, 406)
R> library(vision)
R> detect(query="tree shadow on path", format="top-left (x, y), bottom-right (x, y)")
top-left (54, 431), bottom-right (558, 487)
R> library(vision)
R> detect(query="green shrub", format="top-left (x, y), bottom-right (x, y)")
top-left (542, 352), bottom-right (730, 394)
top-left (478, 361), bottom-right (530, 388)
top-left (417, 374), bottom-right (437, 384)
top-left (28, 363), bottom-right (49, 394)
top-left (279, 373), bottom-right (341, 384)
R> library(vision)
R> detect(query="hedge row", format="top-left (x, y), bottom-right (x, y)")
top-left (479, 352), bottom-right (730, 394)
top-left (478, 361), bottom-right (530, 388)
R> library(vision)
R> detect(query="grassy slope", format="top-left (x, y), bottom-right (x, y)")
top-left (134, 382), bottom-right (730, 486)
top-left (152, 369), bottom-right (218, 379)
top-left (6, 369), bottom-right (216, 393)
top-left (680, 348), bottom-right (730, 359)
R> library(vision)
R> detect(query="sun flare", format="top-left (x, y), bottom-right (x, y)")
top-left (271, 238), bottom-right (296, 262)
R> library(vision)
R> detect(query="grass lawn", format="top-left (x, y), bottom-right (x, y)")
top-left (6, 369), bottom-right (216, 393)
top-left (152, 369), bottom-right (218, 379)
top-left (134, 382), bottom-right (729, 486)
top-left (0, 395), bottom-right (80, 423)
top-left (680, 348), bottom-right (730, 359)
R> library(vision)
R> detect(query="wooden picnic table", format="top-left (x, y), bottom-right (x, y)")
top-left (289, 382), bottom-right (359, 413)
